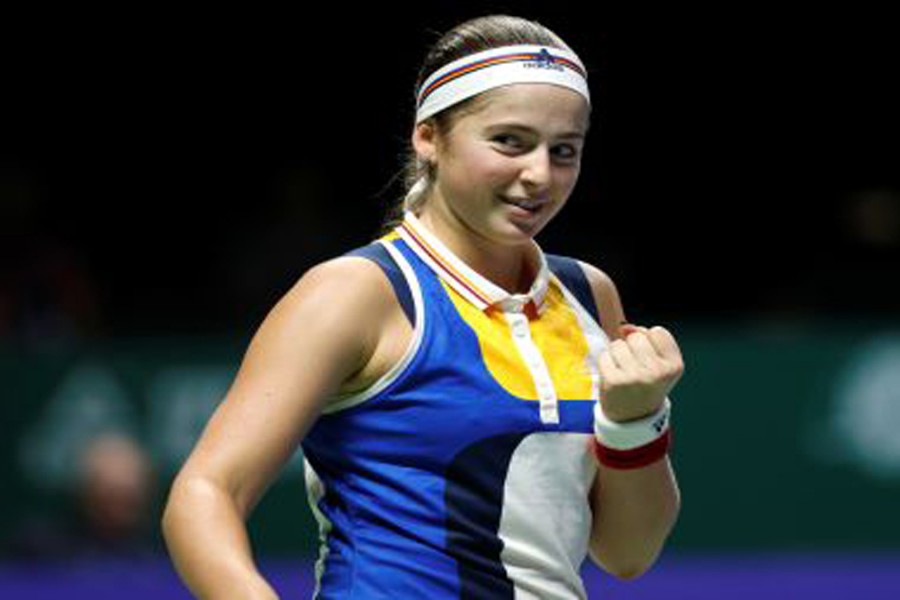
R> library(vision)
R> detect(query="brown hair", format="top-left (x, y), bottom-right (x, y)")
top-left (381, 15), bottom-right (575, 231)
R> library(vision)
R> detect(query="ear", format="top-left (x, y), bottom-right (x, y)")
top-left (411, 121), bottom-right (438, 164)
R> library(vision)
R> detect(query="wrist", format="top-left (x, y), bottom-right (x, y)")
top-left (592, 397), bottom-right (672, 469)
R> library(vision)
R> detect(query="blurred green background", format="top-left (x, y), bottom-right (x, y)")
top-left (4, 319), bottom-right (900, 559)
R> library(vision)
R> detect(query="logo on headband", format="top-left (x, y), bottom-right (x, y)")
top-left (524, 48), bottom-right (565, 72)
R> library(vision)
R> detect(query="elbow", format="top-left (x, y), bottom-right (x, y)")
top-left (589, 504), bottom-right (679, 581)
top-left (160, 477), bottom-right (184, 548)
top-left (605, 560), bottom-right (654, 582)
top-left (159, 473), bottom-right (206, 548)
top-left (590, 547), bottom-right (659, 581)
top-left (160, 472), bottom-right (244, 542)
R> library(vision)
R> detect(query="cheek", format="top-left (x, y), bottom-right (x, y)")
top-left (474, 148), bottom-right (523, 186)
top-left (447, 146), bottom-right (511, 188)
top-left (557, 165), bottom-right (581, 195)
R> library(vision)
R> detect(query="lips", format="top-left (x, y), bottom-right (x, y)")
top-left (499, 195), bottom-right (547, 213)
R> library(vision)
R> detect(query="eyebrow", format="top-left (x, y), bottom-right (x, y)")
top-left (485, 122), bottom-right (587, 140)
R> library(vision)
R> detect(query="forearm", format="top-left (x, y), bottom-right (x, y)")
top-left (588, 457), bottom-right (680, 580)
top-left (162, 475), bottom-right (278, 600)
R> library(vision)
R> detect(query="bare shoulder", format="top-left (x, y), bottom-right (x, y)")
top-left (576, 261), bottom-right (627, 342)
top-left (280, 254), bottom-right (397, 317)
top-left (273, 253), bottom-right (397, 337)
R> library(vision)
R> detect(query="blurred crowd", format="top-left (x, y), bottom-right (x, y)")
top-left (8, 432), bottom-right (159, 561)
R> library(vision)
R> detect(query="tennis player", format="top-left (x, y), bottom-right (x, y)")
top-left (163, 14), bottom-right (683, 599)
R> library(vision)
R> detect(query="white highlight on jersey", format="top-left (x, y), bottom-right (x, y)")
top-left (498, 432), bottom-right (596, 599)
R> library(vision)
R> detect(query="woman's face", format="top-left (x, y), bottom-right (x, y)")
top-left (419, 83), bottom-right (590, 246)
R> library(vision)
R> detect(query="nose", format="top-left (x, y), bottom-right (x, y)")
top-left (519, 146), bottom-right (552, 193)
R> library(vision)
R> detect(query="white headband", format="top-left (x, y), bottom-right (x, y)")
top-left (415, 44), bottom-right (590, 123)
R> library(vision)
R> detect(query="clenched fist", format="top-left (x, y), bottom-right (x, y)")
top-left (598, 324), bottom-right (685, 423)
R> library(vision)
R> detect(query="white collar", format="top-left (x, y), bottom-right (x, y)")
top-left (397, 211), bottom-right (550, 314)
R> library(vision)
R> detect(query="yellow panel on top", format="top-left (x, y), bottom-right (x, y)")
top-left (442, 280), bottom-right (594, 401)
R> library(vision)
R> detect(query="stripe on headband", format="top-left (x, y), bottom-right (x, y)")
top-left (415, 44), bottom-right (590, 123)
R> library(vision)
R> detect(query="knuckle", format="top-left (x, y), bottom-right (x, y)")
top-left (652, 325), bottom-right (675, 342)
top-left (633, 368), bottom-right (657, 386)
top-left (662, 359), bottom-right (683, 377)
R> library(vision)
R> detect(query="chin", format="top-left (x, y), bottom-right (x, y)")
top-left (495, 217), bottom-right (548, 243)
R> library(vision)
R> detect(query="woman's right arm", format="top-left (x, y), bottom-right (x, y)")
top-left (161, 257), bottom-right (397, 599)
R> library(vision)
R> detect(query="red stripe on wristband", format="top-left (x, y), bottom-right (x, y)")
top-left (591, 429), bottom-right (672, 470)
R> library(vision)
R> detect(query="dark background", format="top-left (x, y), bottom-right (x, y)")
top-left (3, 3), bottom-right (898, 342)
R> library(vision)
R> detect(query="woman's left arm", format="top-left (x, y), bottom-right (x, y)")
top-left (580, 263), bottom-right (683, 580)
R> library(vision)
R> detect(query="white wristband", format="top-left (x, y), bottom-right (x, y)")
top-left (593, 397), bottom-right (672, 450)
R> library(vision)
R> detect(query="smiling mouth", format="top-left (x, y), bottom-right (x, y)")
top-left (499, 195), bottom-right (547, 213)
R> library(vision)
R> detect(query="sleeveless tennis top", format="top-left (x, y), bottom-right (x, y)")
top-left (301, 212), bottom-right (611, 599)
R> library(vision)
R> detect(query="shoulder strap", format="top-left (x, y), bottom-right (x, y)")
top-left (546, 254), bottom-right (600, 324)
top-left (344, 242), bottom-right (415, 325)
